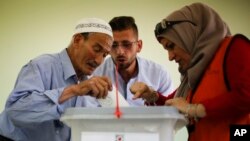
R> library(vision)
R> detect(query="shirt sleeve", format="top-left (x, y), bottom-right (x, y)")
top-left (146, 90), bottom-right (176, 106)
top-left (202, 36), bottom-right (250, 118)
top-left (5, 61), bottom-right (74, 128)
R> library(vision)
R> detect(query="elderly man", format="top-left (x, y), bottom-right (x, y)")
top-left (0, 18), bottom-right (113, 141)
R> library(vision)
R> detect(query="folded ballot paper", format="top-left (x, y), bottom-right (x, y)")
top-left (97, 88), bottom-right (129, 107)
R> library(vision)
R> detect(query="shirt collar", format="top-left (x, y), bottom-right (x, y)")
top-left (59, 49), bottom-right (76, 80)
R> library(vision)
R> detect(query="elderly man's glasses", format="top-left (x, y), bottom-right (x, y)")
top-left (112, 41), bottom-right (138, 49)
top-left (154, 20), bottom-right (197, 37)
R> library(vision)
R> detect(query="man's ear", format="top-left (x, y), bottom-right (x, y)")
top-left (137, 40), bottom-right (143, 53)
top-left (73, 34), bottom-right (83, 44)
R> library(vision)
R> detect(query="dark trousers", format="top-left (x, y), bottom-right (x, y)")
top-left (0, 134), bottom-right (14, 141)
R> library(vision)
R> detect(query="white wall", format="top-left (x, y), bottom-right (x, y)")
top-left (0, 0), bottom-right (249, 140)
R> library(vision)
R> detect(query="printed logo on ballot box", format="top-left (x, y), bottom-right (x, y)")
top-left (115, 134), bottom-right (124, 141)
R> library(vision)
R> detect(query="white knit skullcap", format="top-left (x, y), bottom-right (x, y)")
top-left (74, 18), bottom-right (113, 38)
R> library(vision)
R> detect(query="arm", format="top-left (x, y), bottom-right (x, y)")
top-left (6, 62), bottom-right (72, 127)
top-left (154, 91), bottom-right (175, 105)
top-left (7, 61), bottom-right (112, 128)
top-left (166, 36), bottom-right (250, 119)
top-left (130, 82), bottom-right (176, 106)
top-left (202, 36), bottom-right (250, 118)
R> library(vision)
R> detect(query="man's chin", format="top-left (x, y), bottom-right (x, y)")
top-left (87, 69), bottom-right (95, 75)
top-left (117, 63), bottom-right (128, 69)
top-left (84, 67), bottom-right (95, 75)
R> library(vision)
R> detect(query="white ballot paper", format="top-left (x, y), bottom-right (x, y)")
top-left (98, 87), bottom-right (129, 107)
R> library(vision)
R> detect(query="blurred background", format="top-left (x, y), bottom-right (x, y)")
top-left (0, 0), bottom-right (249, 140)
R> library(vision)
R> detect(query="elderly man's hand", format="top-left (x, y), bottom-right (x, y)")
top-left (59, 76), bottom-right (112, 104)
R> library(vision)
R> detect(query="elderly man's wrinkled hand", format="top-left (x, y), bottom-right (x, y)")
top-left (77, 76), bottom-right (112, 99)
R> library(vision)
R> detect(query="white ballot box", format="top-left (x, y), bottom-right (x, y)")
top-left (61, 106), bottom-right (187, 141)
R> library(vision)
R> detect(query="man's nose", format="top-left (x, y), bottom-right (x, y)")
top-left (116, 46), bottom-right (125, 55)
top-left (95, 54), bottom-right (104, 66)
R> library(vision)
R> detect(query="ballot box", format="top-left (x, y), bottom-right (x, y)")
top-left (61, 106), bottom-right (187, 141)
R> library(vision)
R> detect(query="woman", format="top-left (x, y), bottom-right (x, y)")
top-left (130, 2), bottom-right (250, 141)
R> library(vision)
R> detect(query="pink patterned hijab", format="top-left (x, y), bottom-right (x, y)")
top-left (156, 3), bottom-right (231, 97)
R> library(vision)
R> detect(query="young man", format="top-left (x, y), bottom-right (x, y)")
top-left (0, 18), bottom-right (113, 141)
top-left (93, 16), bottom-right (174, 106)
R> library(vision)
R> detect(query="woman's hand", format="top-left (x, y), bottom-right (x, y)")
top-left (165, 97), bottom-right (189, 113)
top-left (130, 82), bottom-right (159, 103)
top-left (166, 98), bottom-right (206, 118)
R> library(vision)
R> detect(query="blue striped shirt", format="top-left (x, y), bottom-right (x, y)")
top-left (0, 49), bottom-right (99, 141)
